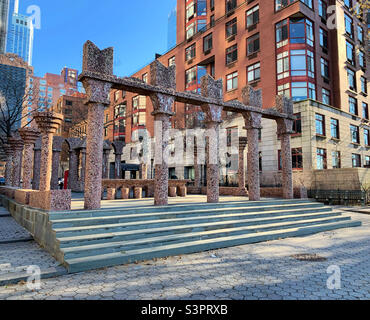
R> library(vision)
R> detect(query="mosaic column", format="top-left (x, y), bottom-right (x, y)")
top-left (242, 86), bottom-right (263, 201)
top-left (8, 135), bottom-right (24, 188)
top-left (79, 147), bottom-right (86, 189)
top-left (51, 137), bottom-right (64, 190)
top-left (3, 144), bottom-right (14, 186)
top-left (140, 163), bottom-right (148, 180)
top-left (238, 137), bottom-right (248, 194)
top-left (80, 41), bottom-right (113, 210)
top-left (102, 142), bottom-right (112, 179)
top-left (149, 60), bottom-right (176, 206)
top-left (276, 96), bottom-right (294, 199)
top-left (201, 75), bottom-right (223, 203)
top-left (68, 150), bottom-right (78, 190)
top-left (112, 141), bottom-right (125, 179)
top-left (19, 128), bottom-right (40, 190)
top-left (33, 112), bottom-right (64, 192)
top-left (194, 138), bottom-right (202, 189)
top-left (32, 138), bottom-right (42, 190)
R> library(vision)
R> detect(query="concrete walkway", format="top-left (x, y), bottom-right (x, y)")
top-left (0, 205), bottom-right (67, 286)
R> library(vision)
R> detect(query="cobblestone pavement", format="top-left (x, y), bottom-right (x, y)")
top-left (0, 210), bottom-right (369, 300)
top-left (0, 213), bottom-right (31, 243)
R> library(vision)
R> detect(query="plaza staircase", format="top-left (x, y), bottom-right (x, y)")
top-left (47, 199), bottom-right (361, 273)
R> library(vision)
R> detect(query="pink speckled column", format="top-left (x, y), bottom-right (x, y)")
top-left (200, 75), bottom-right (224, 204)
top-left (149, 59), bottom-right (176, 206)
top-left (51, 150), bottom-right (61, 190)
top-left (3, 145), bottom-right (14, 186)
top-left (153, 112), bottom-right (172, 206)
top-left (8, 136), bottom-right (24, 188)
top-left (238, 137), bottom-right (248, 194)
top-left (84, 102), bottom-right (106, 209)
top-left (140, 163), bottom-right (148, 180)
top-left (276, 95), bottom-right (294, 200)
top-left (68, 150), bottom-right (78, 190)
top-left (114, 153), bottom-right (122, 179)
top-left (32, 146), bottom-right (41, 190)
top-left (19, 128), bottom-right (40, 190)
top-left (194, 139), bottom-right (201, 189)
top-left (33, 112), bottom-right (64, 192)
top-left (80, 41), bottom-right (114, 210)
top-left (102, 148), bottom-right (111, 179)
top-left (242, 86), bottom-right (263, 201)
top-left (79, 148), bottom-right (86, 189)
top-left (205, 121), bottom-right (221, 203)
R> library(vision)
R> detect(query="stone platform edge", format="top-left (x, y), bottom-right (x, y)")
top-left (0, 195), bottom-right (66, 267)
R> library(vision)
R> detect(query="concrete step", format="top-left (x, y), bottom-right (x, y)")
top-left (64, 220), bottom-right (361, 273)
top-left (50, 202), bottom-right (326, 227)
top-left (61, 215), bottom-right (351, 260)
top-left (57, 210), bottom-right (340, 247)
top-left (54, 209), bottom-right (337, 238)
top-left (49, 199), bottom-right (317, 220)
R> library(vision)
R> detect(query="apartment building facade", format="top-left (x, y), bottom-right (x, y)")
top-left (104, 0), bottom-right (369, 189)
top-left (23, 67), bottom-right (79, 127)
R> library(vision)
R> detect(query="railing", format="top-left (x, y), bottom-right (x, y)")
top-left (308, 190), bottom-right (367, 206)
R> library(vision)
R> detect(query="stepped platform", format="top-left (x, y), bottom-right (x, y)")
top-left (2, 195), bottom-right (362, 273)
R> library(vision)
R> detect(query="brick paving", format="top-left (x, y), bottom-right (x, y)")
top-left (0, 209), bottom-right (368, 300)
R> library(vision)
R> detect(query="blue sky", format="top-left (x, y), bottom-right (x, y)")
top-left (18, 0), bottom-right (177, 77)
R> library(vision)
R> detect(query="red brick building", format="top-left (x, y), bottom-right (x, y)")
top-left (105, 0), bottom-right (369, 144)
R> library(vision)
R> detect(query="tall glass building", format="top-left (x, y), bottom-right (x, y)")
top-left (5, 0), bottom-right (33, 65)
top-left (0, 0), bottom-right (9, 54)
top-left (167, 6), bottom-right (177, 50)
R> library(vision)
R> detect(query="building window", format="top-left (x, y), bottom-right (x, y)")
top-left (319, 28), bottom-right (328, 50)
top-left (291, 82), bottom-right (316, 101)
top-left (365, 156), bottom-right (370, 168)
top-left (247, 33), bottom-right (260, 56)
top-left (203, 33), bottom-right (213, 52)
top-left (359, 51), bottom-right (365, 69)
top-left (352, 154), bottom-right (361, 168)
top-left (142, 73), bottom-right (148, 83)
top-left (226, 0), bottom-right (237, 13)
top-left (247, 62), bottom-right (260, 82)
top-left (330, 118), bottom-right (339, 139)
top-left (292, 113), bottom-right (302, 134)
top-left (168, 56), bottom-right (176, 66)
top-left (321, 58), bottom-right (329, 79)
top-left (277, 51), bottom-right (289, 80)
top-left (347, 69), bottom-right (356, 91)
top-left (185, 44), bottom-right (196, 61)
top-left (349, 96), bottom-right (358, 115)
top-left (292, 148), bottom-right (303, 170)
top-left (226, 71), bottom-right (238, 91)
top-left (278, 83), bottom-right (291, 97)
top-left (364, 129), bottom-right (370, 147)
top-left (346, 41), bottom-right (355, 65)
top-left (363, 102), bottom-right (369, 120)
top-left (114, 91), bottom-right (120, 102)
top-left (344, 13), bottom-right (354, 38)
top-left (275, 0), bottom-right (313, 11)
top-left (278, 148), bottom-right (303, 170)
top-left (276, 19), bottom-right (288, 48)
top-left (322, 88), bottom-right (331, 105)
top-left (319, 0), bottom-right (328, 20)
top-left (226, 44), bottom-right (238, 65)
top-left (332, 151), bottom-right (341, 169)
top-left (226, 18), bottom-right (237, 38)
top-left (317, 148), bottom-right (327, 170)
top-left (360, 76), bottom-right (367, 94)
top-left (246, 5), bottom-right (259, 28)
top-left (358, 26), bottom-right (364, 43)
top-left (316, 114), bottom-right (325, 136)
top-left (350, 125), bottom-right (360, 144)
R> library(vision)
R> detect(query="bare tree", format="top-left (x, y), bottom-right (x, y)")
top-left (0, 72), bottom-right (41, 152)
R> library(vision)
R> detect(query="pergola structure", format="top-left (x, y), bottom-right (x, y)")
top-left (79, 41), bottom-right (295, 210)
